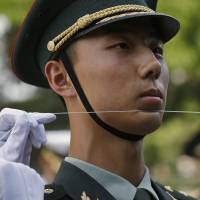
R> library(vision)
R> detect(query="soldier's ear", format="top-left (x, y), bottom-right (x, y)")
top-left (44, 60), bottom-right (77, 98)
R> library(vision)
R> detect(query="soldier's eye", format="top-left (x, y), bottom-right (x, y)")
top-left (115, 42), bottom-right (130, 49)
top-left (109, 42), bottom-right (130, 50)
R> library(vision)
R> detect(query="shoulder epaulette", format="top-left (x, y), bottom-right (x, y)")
top-left (160, 184), bottom-right (198, 200)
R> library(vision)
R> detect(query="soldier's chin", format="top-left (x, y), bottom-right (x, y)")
top-left (139, 122), bottom-right (162, 136)
top-left (98, 109), bottom-right (163, 136)
top-left (105, 119), bottom-right (162, 138)
top-left (135, 110), bottom-right (164, 135)
top-left (122, 116), bottom-right (163, 136)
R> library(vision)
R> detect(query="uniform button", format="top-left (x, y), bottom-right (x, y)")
top-left (44, 188), bottom-right (54, 194)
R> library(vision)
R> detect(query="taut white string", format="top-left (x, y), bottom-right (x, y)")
top-left (52, 110), bottom-right (200, 115)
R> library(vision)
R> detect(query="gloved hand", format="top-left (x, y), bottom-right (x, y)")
top-left (0, 108), bottom-right (56, 165)
top-left (0, 158), bottom-right (45, 200)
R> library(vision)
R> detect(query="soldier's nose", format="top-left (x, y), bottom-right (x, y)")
top-left (138, 49), bottom-right (161, 80)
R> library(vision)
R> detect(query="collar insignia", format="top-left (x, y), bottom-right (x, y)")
top-left (81, 191), bottom-right (100, 200)
top-left (81, 192), bottom-right (91, 200)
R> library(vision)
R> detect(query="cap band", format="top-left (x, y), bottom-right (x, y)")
top-left (47, 4), bottom-right (154, 52)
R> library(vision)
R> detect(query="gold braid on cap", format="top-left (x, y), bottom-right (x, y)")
top-left (47, 4), bottom-right (154, 52)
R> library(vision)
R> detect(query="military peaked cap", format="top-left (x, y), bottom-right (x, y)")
top-left (12, 0), bottom-right (180, 87)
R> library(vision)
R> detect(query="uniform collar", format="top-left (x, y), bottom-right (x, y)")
top-left (53, 160), bottom-right (116, 200)
top-left (65, 157), bottom-right (159, 200)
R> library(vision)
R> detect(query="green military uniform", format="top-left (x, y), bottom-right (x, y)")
top-left (44, 158), bottom-right (197, 200)
top-left (11, 0), bottom-right (198, 199)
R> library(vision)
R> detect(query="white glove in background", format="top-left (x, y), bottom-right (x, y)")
top-left (0, 108), bottom-right (56, 200)
top-left (0, 108), bottom-right (56, 165)
top-left (0, 158), bottom-right (45, 200)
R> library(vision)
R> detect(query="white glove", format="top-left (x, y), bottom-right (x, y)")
top-left (0, 108), bottom-right (56, 165)
top-left (0, 158), bottom-right (45, 200)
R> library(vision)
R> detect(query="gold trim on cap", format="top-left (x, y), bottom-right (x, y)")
top-left (96, 11), bottom-right (150, 24)
top-left (47, 4), bottom-right (154, 52)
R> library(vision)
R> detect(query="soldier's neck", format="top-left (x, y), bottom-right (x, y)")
top-left (69, 118), bottom-right (145, 186)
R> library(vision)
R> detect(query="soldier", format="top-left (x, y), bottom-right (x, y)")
top-left (11, 0), bottom-right (197, 199)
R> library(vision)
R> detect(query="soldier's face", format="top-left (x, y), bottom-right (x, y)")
top-left (69, 20), bottom-right (169, 135)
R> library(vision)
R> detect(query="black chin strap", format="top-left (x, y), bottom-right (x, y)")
top-left (60, 52), bottom-right (144, 141)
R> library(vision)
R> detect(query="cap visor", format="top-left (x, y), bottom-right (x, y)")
top-left (75, 12), bottom-right (180, 44)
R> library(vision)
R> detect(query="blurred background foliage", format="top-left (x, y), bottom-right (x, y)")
top-left (0, 0), bottom-right (199, 197)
